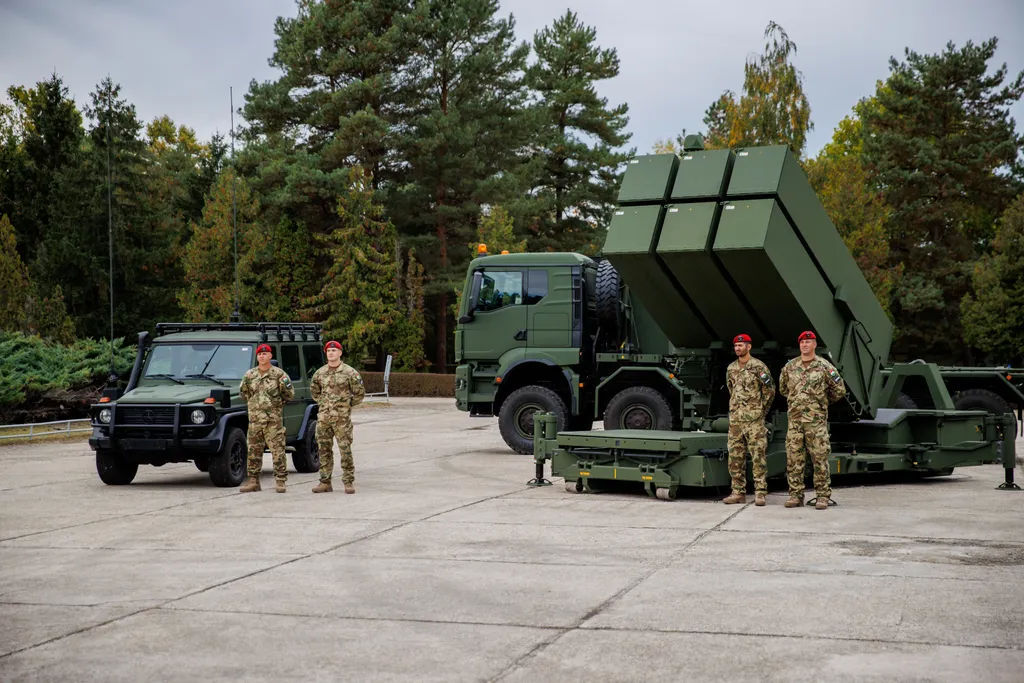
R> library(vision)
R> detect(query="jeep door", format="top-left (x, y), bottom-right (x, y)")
top-left (276, 343), bottom-right (306, 436)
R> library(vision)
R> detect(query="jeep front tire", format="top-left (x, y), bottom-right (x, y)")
top-left (292, 418), bottom-right (321, 473)
top-left (96, 450), bottom-right (138, 485)
top-left (209, 427), bottom-right (248, 487)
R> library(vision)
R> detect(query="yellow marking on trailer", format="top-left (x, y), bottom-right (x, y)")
top-left (614, 468), bottom-right (617, 479)
top-left (641, 475), bottom-right (653, 481)
top-left (580, 471), bottom-right (590, 476)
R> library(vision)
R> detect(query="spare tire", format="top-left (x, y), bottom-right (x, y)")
top-left (595, 259), bottom-right (622, 347)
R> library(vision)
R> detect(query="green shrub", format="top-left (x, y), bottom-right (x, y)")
top-left (360, 371), bottom-right (454, 397)
top-left (0, 332), bottom-right (136, 422)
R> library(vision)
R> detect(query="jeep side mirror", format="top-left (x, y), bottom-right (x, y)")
top-left (459, 271), bottom-right (483, 324)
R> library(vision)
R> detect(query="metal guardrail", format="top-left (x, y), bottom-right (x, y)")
top-left (0, 418), bottom-right (92, 441)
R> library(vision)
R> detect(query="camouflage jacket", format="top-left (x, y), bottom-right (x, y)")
top-left (310, 362), bottom-right (365, 421)
top-left (238, 365), bottom-right (294, 419)
top-left (726, 356), bottom-right (775, 424)
top-left (779, 355), bottom-right (847, 423)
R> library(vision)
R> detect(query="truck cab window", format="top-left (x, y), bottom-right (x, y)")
top-left (526, 270), bottom-right (548, 304)
top-left (476, 271), bottom-right (523, 311)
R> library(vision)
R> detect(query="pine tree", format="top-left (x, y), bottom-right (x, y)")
top-left (178, 168), bottom-right (269, 322)
top-left (961, 194), bottom-right (1024, 363)
top-left (391, 0), bottom-right (533, 372)
top-left (0, 214), bottom-right (30, 331)
top-left (862, 38), bottom-right (1024, 363)
top-left (525, 10), bottom-right (632, 252)
top-left (305, 168), bottom-right (409, 367)
top-left (26, 285), bottom-right (76, 344)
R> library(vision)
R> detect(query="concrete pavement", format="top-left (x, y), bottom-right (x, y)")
top-left (1, 398), bottom-right (1022, 682)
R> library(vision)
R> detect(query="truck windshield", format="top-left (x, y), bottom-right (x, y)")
top-left (142, 344), bottom-right (253, 381)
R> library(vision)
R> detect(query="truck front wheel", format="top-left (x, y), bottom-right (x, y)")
top-left (498, 385), bottom-right (567, 454)
top-left (604, 386), bottom-right (675, 432)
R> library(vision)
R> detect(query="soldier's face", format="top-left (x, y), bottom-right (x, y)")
top-left (734, 342), bottom-right (750, 357)
top-left (326, 348), bottom-right (342, 362)
top-left (799, 339), bottom-right (816, 354)
top-left (257, 351), bottom-right (272, 365)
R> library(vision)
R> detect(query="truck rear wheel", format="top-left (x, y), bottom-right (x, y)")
top-left (498, 385), bottom-right (567, 455)
top-left (603, 386), bottom-right (675, 431)
top-left (952, 389), bottom-right (1018, 443)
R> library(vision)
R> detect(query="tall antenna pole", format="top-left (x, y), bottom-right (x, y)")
top-left (230, 86), bottom-right (239, 322)
top-left (107, 77), bottom-right (116, 384)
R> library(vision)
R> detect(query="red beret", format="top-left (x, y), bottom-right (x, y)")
top-left (733, 334), bottom-right (751, 344)
top-left (324, 340), bottom-right (342, 351)
top-left (798, 331), bottom-right (816, 341)
top-left (256, 344), bottom-right (272, 355)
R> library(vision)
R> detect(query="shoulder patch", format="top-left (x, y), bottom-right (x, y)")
top-left (828, 368), bottom-right (841, 383)
top-left (758, 370), bottom-right (772, 386)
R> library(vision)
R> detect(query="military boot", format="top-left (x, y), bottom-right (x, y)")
top-left (344, 483), bottom-right (355, 494)
top-left (275, 479), bottom-right (287, 493)
top-left (239, 477), bottom-right (261, 493)
top-left (312, 480), bottom-right (333, 493)
top-left (754, 493), bottom-right (767, 506)
top-left (722, 492), bottom-right (745, 504)
top-left (815, 497), bottom-right (829, 510)
top-left (784, 496), bottom-right (803, 508)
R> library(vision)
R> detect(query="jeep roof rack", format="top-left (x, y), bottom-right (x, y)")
top-left (155, 322), bottom-right (323, 342)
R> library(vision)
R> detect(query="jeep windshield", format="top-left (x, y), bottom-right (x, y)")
top-left (142, 344), bottom-right (254, 382)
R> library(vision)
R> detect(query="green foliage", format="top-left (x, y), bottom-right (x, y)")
top-left (961, 194), bottom-right (1024, 362)
top-left (305, 168), bottom-right (420, 369)
top-left (805, 107), bottom-right (900, 317)
top-left (27, 285), bottom-right (76, 345)
top-left (178, 168), bottom-right (269, 322)
top-left (0, 214), bottom-right (30, 331)
top-left (0, 332), bottom-right (135, 418)
top-left (700, 21), bottom-right (813, 158)
top-left (524, 10), bottom-right (632, 253)
top-left (862, 37), bottom-right (1024, 362)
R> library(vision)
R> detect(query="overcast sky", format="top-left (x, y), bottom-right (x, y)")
top-left (1, 0), bottom-right (1022, 159)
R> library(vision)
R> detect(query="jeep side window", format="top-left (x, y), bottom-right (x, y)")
top-left (476, 271), bottom-right (523, 312)
top-left (280, 345), bottom-right (302, 382)
top-left (526, 269), bottom-right (548, 305)
top-left (302, 344), bottom-right (325, 380)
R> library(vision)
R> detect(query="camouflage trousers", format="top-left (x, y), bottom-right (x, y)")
top-left (786, 419), bottom-right (831, 499)
top-left (247, 415), bottom-right (287, 481)
top-left (727, 420), bottom-right (768, 495)
top-left (316, 417), bottom-right (354, 485)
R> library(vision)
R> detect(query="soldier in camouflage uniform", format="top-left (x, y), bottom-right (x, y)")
top-left (722, 333), bottom-right (776, 507)
top-left (778, 331), bottom-right (847, 510)
top-left (238, 343), bottom-right (295, 493)
top-left (310, 340), bottom-right (365, 494)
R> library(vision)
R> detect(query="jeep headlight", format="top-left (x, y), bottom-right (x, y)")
top-left (99, 409), bottom-right (112, 424)
top-left (190, 409), bottom-right (206, 425)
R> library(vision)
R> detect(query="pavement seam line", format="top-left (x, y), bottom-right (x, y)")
top-left (0, 481), bottom-right (535, 662)
top-left (486, 503), bottom-right (751, 682)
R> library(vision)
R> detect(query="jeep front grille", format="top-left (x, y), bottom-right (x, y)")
top-left (117, 406), bottom-right (176, 426)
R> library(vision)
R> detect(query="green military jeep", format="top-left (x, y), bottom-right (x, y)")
top-left (88, 322), bottom-right (325, 487)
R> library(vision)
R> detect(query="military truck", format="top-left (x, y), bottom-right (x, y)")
top-left (454, 138), bottom-right (1021, 495)
top-left (88, 322), bottom-right (325, 487)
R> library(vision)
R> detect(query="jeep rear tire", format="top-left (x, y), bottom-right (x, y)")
top-left (292, 418), bottom-right (321, 473)
top-left (603, 386), bottom-right (675, 431)
top-left (209, 427), bottom-right (247, 487)
top-left (96, 450), bottom-right (138, 485)
top-left (498, 385), bottom-right (567, 455)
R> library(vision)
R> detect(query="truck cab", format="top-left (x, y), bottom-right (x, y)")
top-left (454, 250), bottom-right (599, 452)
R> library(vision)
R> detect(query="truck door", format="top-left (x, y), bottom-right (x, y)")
top-left (526, 267), bottom-right (572, 349)
top-left (459, 267), bottom-right (528, 361)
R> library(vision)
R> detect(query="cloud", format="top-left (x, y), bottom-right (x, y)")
top-left (1, 0), bottom-right (1022, 158)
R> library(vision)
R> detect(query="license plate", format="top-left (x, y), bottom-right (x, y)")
top-left (122, 439), bottom-right (167, 451)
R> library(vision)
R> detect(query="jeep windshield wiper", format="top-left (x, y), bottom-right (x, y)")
top-left (147, 374), bottom-right (184, 385)
top-left (184, 373), bottom-right (226, 386)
